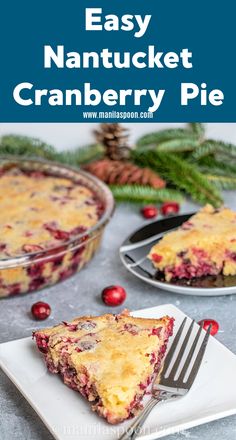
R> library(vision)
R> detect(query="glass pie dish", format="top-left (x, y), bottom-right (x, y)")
top-left (0, 157), bottom-right (114, 298)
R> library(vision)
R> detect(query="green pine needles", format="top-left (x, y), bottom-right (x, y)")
top-left (110, 185), bottom-right (184, 204)
top-left (0, 122), bottom-right (235, 206)
top-left (132, 150), bottom-right (223, 207)
top-left (134, 123), bottom-right (236, 206)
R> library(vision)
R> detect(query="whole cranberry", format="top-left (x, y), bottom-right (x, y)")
top-left (102, 285), bottom-right (127, 307)
top-left (161, 202), bottom-right (180, 216)
top-left (31, 301), bottom-right (51, 320)
top-left (198, 318), bottom-right (219, 336)
top-left (141, 205), bottom-right (158, 219)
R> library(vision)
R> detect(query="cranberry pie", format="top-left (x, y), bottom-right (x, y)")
top-left (0, 164), bottom-right (107, 297)
top-left (149, 204), bottom-right (236, 281)
top-left (0, 167), bottom-right (102, 258)
top-left (33, 311), bottom-right (174, 424)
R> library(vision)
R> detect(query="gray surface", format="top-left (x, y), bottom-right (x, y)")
top-left (1, 194), bottom-right (236, 440)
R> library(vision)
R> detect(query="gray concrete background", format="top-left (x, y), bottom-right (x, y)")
top-left (0, 193), bottom-right (236, 440)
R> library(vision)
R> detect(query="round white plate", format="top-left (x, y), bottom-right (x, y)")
top-left (119, 214), bottom-right (236, 296)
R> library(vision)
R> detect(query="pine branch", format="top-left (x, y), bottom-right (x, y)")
top-left (0, 135), bottom-right (56, 159)
top-left (132, 150), bottom-right (223, 207)
top-left (190, 141), bottom-right (217, 159)
top-left (137, 128), bottom-right (198, 148)
top-left (195, 155), bottom-right (236, 176)
top-left (0, 135), bottom-right (104, 166)
top-left (189, 123), bottom-right (205, 138)
top-left (110, 185), bottom-right (184, 203)
top-left (56, 144), bottom-right (104, 166)
top-left (212, 140), bottom-right (236, 157)
top-left (156, 138), bottom-right (199, 153)
top-left (191, 139), bottom-right (236, 160)
top-left (206, 174), bottom-right (236, 190)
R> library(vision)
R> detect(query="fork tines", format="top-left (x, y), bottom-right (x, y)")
top-left (161, 317), bottom-right (212, 390)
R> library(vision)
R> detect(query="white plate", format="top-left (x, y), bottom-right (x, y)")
top-left (0, 304), bottom-right (236, 440)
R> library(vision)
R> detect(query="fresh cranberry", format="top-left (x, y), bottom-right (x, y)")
top-left (102, 285), bottom-right (127, 306)
top-left (31, 301), bottom-right (51, 320)
top-left (161, 202), bottom-right (180, 216)
top-left (141, 205), bottom-right (158, 219)
top-left (198, 318), bottom-right (219, 336)
top-left (0, 243), bottom-right (6, 252)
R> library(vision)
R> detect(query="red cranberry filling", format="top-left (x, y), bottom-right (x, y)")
top-left (152, 253), bottom-right (163, 263)
top-left (27, 263), bottom-right (44, 278)
top-left (139, 376), bottom-right (152, 390)
top-left (177, 250), bottom-right (187, 258)
top-left (30, 171), bottom-right (45, 179)
top-left (226, 251), bottom-right (236, 262)
top-left (29, 277), bottom-right (46, 291)
top-left (22, 244), bottom-right (43, 253)
top-left (70, 226), bottom-right (87, 236)
top-left (62, 322), bottom-right (79, 331)
top-left (149, 327), bottom-right (162, 337)
top-left (191, 247), bottom-right (208, 259)
top-left (123, 323), bottom-right (139, 335)
top-left (181, 221), bottom-right (193, 230)
top-left (44, 222), bottom-right (87, 242)
top-left (0, 243), bottom-right (7, 252)
top-left (33, 333), bottom-right (49, 353)
top-left (167, 261), bottom-right (219, 279)
top-left (166, 248), bottom-right (220, 280)
top-left (24, 231), bottom-right (33, 237)
top-left (44, 222), bottom-right (70, 240)
top-left (8, 283), bottom-right (21, 295)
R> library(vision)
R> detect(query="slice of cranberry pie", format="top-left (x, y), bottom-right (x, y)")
top-left (33, 311), bottom-right (174, 424)
top-left (149, 204), bottom-right (236, 281)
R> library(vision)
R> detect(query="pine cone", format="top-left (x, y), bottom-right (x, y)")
top-left (83, 159), bottom-right (166, 189)
top-left (94, 123), bottom-right (131, 160)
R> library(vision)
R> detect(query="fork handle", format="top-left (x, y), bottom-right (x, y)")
top-left (118, 397), bottom-right (161, 440)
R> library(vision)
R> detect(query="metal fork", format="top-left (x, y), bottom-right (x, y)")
top-left (119, 317), bottom-right (212, 440)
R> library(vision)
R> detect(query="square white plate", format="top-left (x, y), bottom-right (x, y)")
top-left (0, 304), bottom-right (236, 440)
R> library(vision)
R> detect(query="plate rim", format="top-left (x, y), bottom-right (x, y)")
top-left (0, 304), bottom-right (236, 440)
